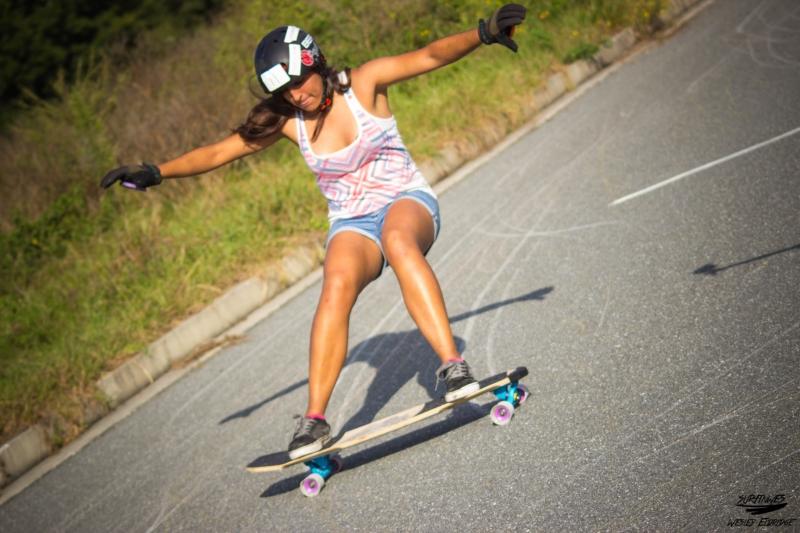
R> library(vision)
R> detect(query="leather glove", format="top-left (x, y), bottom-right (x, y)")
top-left (100, 163), bottom-right (162, 191)
top-left (478, 3), bottom-right (527, 53)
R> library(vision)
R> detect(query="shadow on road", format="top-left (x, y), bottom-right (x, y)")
top-left (259, 402), bottom-right (491, 498)
top-left (220, 286), bottom-right (553, 426)
top-left (447, 286), bottom-right (553, 323)
top-left (218, 379), bottom-right (309, 424)
top-left (693, 243), bottom-right (800, 275)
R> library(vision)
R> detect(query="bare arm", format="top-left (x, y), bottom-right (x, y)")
top-left (353, 30), bottom-right (482, 90)
top-left (350, 4), bottom-right (525, 114)
top-left (158, 130), bottom-right (282, 178)
top-left (99, 121), bottom-right (291, 190)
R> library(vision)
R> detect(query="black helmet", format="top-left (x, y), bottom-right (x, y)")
top-left (254, 26), bottom-right (326, 94)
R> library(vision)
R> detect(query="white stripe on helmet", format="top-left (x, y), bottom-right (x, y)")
top-left (288, 44), bottom-right (301, 76)
top-left (284, 26), bottom-right (299, 43)
top-left (261, 64), bottom-right (291, 92)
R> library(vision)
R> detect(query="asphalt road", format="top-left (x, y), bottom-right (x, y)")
top-left (2, 0), bottom-right (799, 531)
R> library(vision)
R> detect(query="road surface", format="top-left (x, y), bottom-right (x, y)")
top-left (2, 0), bottom-right (799, 530)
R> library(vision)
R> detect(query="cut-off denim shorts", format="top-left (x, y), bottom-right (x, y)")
top-left (326, 189), bottom-right (440, 276)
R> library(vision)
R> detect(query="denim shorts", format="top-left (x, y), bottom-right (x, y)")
top-left (327, 189), bottom-right (440, 275)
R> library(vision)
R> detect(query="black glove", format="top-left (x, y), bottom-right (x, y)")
top-left (99, 163), bottom-right (162, 191)
top-left (478, 3), bottom-right (527, 53)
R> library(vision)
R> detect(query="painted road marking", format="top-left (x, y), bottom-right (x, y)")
top-left (609, 125), bottom-right (800, 206)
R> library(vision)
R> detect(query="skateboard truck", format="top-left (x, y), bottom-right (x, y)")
top-left (300, 455), bottom-right (342, 497)
top-left (490, 381), bottom-right (529, 425)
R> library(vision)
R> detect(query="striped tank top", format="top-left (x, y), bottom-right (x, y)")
top-left (295, 88), bottom-right (435, 223)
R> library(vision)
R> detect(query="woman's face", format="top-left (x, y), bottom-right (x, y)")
top-left (282, 71), bottom-right (323, 111)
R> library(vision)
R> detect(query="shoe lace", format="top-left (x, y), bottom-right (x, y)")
top-left (434, 360), bottom-right (470, 391)
top-left (292, 415), bottom-right (316, 438)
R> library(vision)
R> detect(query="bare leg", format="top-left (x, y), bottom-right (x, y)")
top-left (381, 199), bottom-right (460, 364)
top-left (306, 231), bottom-right (383, 416)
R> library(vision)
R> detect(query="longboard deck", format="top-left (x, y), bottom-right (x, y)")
top-left (247, 366), bottom-right (528, 472)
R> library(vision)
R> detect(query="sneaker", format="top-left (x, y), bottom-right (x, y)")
top-left (288, 416), bottom-right (331, 460)
top-left (436, 359), bottom-right (480, 402)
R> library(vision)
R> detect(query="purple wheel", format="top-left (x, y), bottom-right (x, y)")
top-left (300, 473), bottom-right (325, 497)
top-left (516, 384), bottom-right (530, 405)
top-left (491, 401), bottom-right (515, 426)
top-left (330, 455), bottom-right (343, 474)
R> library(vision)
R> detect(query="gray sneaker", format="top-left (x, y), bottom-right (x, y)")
top-left (436, 360), bottom-right (480, 402)
top-left (288, 416), bottom-right (331, 460)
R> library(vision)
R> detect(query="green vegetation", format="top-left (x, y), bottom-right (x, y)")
top-left (563, 41), bottom-right (602, 63)
top-left (0, 0), bottom-right (226, 124)
top-left (0, 0), bottom-right (663, 447)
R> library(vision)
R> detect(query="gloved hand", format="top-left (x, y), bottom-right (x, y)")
top-left (478, 3), bottom-right (527, 53)
top-left (99, 163), bottom-right (162, 191)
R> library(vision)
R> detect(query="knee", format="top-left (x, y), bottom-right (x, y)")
top-left (320, 270), bottom-right (360, 308)
top-left (381, 229), bottom-right (422, 263)
top-left (382, 229), bottom-right (421, 267)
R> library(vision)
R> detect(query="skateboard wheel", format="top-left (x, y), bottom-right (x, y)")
top-left (330, 455), bottom-right (343, 474)
top-left (300, 473), bottom-right (325, 497)
top-left (516, 384), bottom-right (530, 405)
top-left (491, 401), bottom-right (515, 425)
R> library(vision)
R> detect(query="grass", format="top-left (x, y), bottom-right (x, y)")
top-left (0, 0), bottom-right (663, 448)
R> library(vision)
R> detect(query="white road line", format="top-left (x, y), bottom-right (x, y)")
top-left (609, 125), bottom-right (800, 206)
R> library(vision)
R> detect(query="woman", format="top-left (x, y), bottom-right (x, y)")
top-left (100, 4), bottom-right (526, 459)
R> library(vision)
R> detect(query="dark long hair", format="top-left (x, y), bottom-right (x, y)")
top-left (235, 66), bottom-right (351, 143)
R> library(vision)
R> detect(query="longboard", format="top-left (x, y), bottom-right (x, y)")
top-left (247, 366), bottom-right (529, 495)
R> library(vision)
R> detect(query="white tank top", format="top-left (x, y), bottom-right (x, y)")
top-left (295, 88), bottom-right (435, 223)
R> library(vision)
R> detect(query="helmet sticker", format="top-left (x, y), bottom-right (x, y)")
top-left (284, 26), bottom-right (300, 43)
top-left (300, 49), bottom-right (314, 66)
top-left (261, 64), bottom-right (291, 92)
top-left (301, 34), bottom-right (313, 48)
top-left (308, 43), bottom-right (320, 62)
top-left (288, 44), bottom-right (302, 76)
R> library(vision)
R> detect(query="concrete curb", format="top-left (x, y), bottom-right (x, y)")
top-left (0, 427), bottom-right (48, 482)
top-left (97, 277), bottom-right (271, 409)
top-left (0, 0), bottom-right (710, 497)
top-left (97, 244), bottom-right (323, 409)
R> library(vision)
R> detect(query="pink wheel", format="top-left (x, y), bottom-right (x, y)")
top-left (300, 473), bottom-right (325, 497)
top-left (516, 384), bottom-right (530, 405)
top-left (491, 401), bottom-right (515, 425)
top-left (330, 455), bottom-right (343, 474)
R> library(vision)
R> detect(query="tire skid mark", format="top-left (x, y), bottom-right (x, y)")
top-left (143, 306), bottom-right (314, 532)
top-left (650, 320), bottom-right (799, 421)
top-left (330, 304), bottom-right (412, 430)
top-left (551, 321), bottom-right (800, 492)
top-left (475, 220), bottom-right (620, 238)
top-left (738, 0), bottom-right (800, 68)
top-left (329, 324), bottom-right (417, 431)
top-left (461, 199), bottom-right (556, 358)
top-left (606, 386), bottom-right (800, 533)
top-left (687, 42), bottom-right (748, 94)
top-left (53, 306), bottom-right (313, 533)
top-left (484, 267), bottom-right (526, 375)
top-left (491, 135), bottom-right (553, 191)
